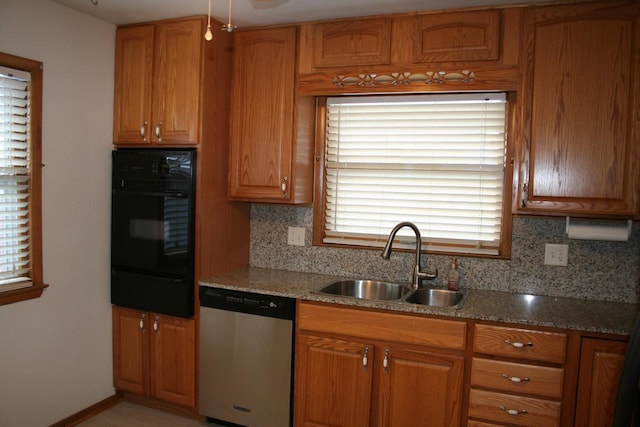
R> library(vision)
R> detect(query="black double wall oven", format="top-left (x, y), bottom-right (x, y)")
top-left (111, 148), bottom-right (196, 318)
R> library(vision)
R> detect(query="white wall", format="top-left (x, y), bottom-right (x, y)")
top-left (0, 0), bottom-right (115, 425)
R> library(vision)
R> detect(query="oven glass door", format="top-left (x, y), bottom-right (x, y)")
top-left (111, 190), bottom-right (193, 278)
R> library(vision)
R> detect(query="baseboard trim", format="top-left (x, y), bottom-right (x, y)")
top-left (50, 393), bottom-right (123, 427)
top-left (120, 392), bottom-right (203, 420)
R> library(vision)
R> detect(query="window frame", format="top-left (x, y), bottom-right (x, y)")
top-left (0, 51), bottom-right (45, 305)
top-left (312, 93), bottom-right (516, 259)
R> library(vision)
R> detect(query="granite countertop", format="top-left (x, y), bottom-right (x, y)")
top-left (200, 266), bottom-right (639, 336)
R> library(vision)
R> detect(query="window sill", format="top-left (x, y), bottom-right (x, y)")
top-left (0, 282), bottom-right (48, 306)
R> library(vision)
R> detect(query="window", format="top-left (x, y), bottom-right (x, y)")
top-left (0, 52), bottom-right (44, 305)
top-left (314, 93), bottom-right (513, 258)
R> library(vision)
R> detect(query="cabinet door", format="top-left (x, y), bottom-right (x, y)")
top-left (375, 347), bottom-right (464, 427)
top-left (149, 313), bottom-right (196, 407)
top-left (294, 333), bottom-right (373, 427)
top-left (151, 19), bottom-right (202, 145)
top-left (413, 10), bottom-right (500, 63)
top-left (518, 1), bottom-right (640, 216)
top-left (229, 27), bottom-right (297, 201)
top-left (113, 25), bottom-right (154, 144)
top-left (312, 18), bottom-right (391, 67)
top-left (574, 338), bottom-right (627, 427)
top-left (112, 306), bottom-right (149, 395)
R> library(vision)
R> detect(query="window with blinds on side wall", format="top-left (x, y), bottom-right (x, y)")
top-left (317, 93), bottom-right (512, 257)
top-left (0, 67), bottom-right (31, 291)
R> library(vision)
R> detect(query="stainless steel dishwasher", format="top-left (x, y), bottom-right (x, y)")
top-left (199, 286), bottom-right (295, 427)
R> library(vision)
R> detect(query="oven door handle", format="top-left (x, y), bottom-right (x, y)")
top-left (112, 189), bottom-right (190, 198)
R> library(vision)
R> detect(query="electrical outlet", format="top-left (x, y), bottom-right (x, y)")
top-left (544, 244), bottom-right (568, 266)
top-left (287, 227), bottom-right (305, 246)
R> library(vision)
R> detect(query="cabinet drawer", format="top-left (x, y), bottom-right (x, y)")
top-left (468, 388), bottom-right (561, 427)
top-left (471, 357), bottom-right (564, 398)
top-left (298, 302), bottom-right (466, 350)
top-left (474, 324), bottom-right (567, 363)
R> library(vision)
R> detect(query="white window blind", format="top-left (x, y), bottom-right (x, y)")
top-left (323, 93), bottom-right (507, 255)
top-left (0, 67), bottom-right (31, 287)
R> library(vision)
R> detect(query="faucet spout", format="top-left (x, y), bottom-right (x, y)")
top-left (381, 222), bottom-right (437, 289)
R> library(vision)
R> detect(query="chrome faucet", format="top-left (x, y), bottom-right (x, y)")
top-left (381, 222), bottom-right (437, 289)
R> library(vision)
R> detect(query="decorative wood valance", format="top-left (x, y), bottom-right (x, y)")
top-left (332, 70), bottom-right (476, 88)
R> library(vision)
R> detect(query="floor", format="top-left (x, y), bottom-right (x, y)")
top-left (77, 402), bottom-right (226, 427)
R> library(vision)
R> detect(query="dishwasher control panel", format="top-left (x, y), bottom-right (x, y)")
top-left (199, 286), bottom-right (295, 320)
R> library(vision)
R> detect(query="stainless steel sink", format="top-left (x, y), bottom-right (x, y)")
top-left (318, 280), bottom-right (411, 301)
top-left (405, 288), bottom-right (465, 308)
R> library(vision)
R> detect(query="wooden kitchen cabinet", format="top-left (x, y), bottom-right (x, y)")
top-left (574, 337), bottom-right (627, 427)
top-left (113, 18), bottom-right (203, 145)
top-left (295, 334), bottom-right (373, 427)
top-left (517, 1), bottom-right (640, 216)
top-left (376, 346), bottom-right (464, 426)
top-left (112, 306), bottom-right (196, 408)
top-left (413, 10), bottom-right (500, 63)
top-left (229, 26), bottom-right (315, 203)
top-left (295, 302), bottom-right (466, 426)
top-left (468, 323), bottom-right (568, 426)
top-left (309, 18), bottom-right (391, 68)
top-left (297, 9), bottom-right (521, 95)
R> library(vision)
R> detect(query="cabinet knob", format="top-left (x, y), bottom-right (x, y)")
top-left (281, 176), bottom-right (288, 198)
top-left (383, 348), bottom-right (390, 371)
top-left (139, 313), bottom-right (146, 333)
top-left (362, 346), bottom-right (369, 368)
top-left (155, 121), bottom-right (163, 142)
top-left (153, 315), bottom-right (159, 332)
top-left (140, 121), bottom-right (147, 141)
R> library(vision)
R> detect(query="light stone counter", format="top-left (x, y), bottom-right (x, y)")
top-left (200, 266), bottom-right (639, 336)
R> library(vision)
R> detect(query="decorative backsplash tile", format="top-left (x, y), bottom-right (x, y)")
top-left (250, 204), bottom-right (639, 303)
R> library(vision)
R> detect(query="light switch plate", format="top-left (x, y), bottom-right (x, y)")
top-left (544, 244), bottom-right (568, 266)
top-left (287, 227), bottom-right (305, 246)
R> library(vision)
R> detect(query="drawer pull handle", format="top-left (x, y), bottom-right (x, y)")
top-left (505, 339), bottom-right (533, 348)
top-left (500, 406), bottom-right (528, 416)
top-left (502, 374), bottom-right (530, 383)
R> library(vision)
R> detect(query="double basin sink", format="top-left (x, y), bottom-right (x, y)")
top-left (317, 279), bottom-right (465, 308)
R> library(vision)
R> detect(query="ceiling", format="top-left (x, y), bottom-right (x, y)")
top-left (50, 0), bottom-right (554, 27)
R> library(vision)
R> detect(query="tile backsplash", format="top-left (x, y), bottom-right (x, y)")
top-left (250, 204), bottom-right (640, 304)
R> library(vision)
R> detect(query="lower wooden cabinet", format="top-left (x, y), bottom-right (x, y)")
top-left (378, 346), bottom-right (464, 426)
top-left (293, 302), bottom-right (630, 427)
top-left (112, 306), bottom-right (196, 408)
top-left (294, 302), bottom-right (465, 426)
top-left (574, 338), bottom-right (627, 427)
top-left (468, 323), bottom-right (568, 426)
top-left (295, 334), bottom-right (373, 427)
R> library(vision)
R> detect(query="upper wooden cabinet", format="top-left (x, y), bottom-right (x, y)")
top-left (516, 1), bottom-right (640, 217)
top-left (413, 10), bottom-right (500, 63)
top-left (113, 18), bottom-right (203, 145)
top-left (298, 9), bottom-right (521, 95)
top-left (229, 26), bottom-right (315, 203)
top-left (311, 18), bottom-right (391, 68)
